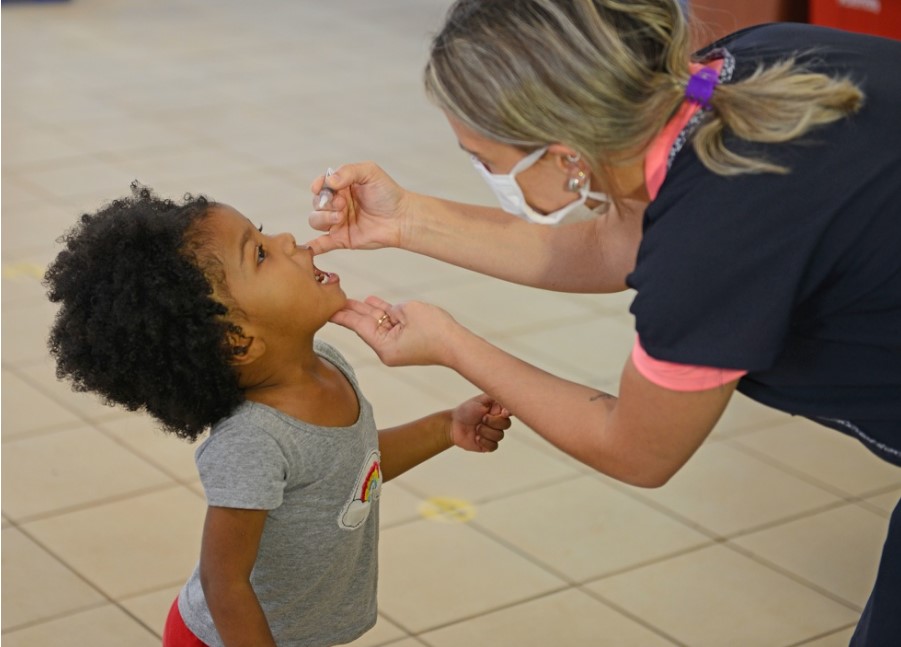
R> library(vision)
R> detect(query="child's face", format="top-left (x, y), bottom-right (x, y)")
top-left (205, 204), bottom-right (346, 339)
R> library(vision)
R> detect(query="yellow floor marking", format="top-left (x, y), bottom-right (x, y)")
top-left (418, 496), bottom-right (476, 524)
top-left (2, 262), bottom-right (45, 279)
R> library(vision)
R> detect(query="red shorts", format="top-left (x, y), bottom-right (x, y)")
top-left (162, 597), bottom-right (209, 647)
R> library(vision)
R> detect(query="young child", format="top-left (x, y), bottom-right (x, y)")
top-left (44, 183), bottom-right (510, 647)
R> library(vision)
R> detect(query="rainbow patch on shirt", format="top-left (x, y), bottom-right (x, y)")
top-left (339, 449), bottom-right (382, 530)
top-left (359, 461), bottom-right (382, 502)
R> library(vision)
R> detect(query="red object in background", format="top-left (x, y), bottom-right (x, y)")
top-left (809, 0), bottom-right (901, 39)
top-left (688, 0), bottom-right (808, 49)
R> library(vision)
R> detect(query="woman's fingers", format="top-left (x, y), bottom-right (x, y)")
top-left (304, 232), bottom-right (342, 255)
top-left (363, 295), bottom-right (395, 312)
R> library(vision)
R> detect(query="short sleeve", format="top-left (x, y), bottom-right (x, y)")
top-left (632, 336), bottom-right (747, 391)
top-left (628, 149), bottom-right (831, 371)
top-left (195, 425), bottom-right (288, 510)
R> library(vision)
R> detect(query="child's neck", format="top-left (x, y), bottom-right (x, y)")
top-left (240, 338), bottom-right (360, 428)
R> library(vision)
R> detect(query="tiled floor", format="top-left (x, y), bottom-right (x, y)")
top-left (2, 2), bottom-right (898, 646)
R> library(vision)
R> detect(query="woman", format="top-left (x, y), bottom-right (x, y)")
top-left (306, 1), bottom-right (901, 644)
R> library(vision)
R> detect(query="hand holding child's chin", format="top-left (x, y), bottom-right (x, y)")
top-left (329, 296), bottom-right (460, 368)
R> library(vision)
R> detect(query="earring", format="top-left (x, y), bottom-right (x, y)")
top-left (564, 152), bottom-right (584, 192)
top-left (566, 170), bottom-right (586, 192)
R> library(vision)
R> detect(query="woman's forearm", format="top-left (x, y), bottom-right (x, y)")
top-left (431, 323), bottom-right (733, 487)
top-left (400, 193), bottom-right (643, 293)
top-left (436, 325), bottom-right (628, 477)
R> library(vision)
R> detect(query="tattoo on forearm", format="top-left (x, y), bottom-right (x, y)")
top-left (589, 391), bottom-right (615, 402)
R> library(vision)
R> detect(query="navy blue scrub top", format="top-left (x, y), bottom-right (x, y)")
top-left (627, 24), bottom-right (901, 463)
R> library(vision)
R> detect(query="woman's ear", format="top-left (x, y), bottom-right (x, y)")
top-left (228, 331), bottom-right (266, 366)
top-left (547, 143), bottom-right (583, 172)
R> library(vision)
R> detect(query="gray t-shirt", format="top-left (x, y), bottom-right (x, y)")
top-left (179, 341), bottom-right (381, 647)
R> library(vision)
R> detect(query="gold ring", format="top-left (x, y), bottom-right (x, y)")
top-left (376, 314), bottom-right (390, 327)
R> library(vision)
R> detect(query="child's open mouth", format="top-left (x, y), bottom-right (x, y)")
top-left (313, 265), bottom-right (336, 284)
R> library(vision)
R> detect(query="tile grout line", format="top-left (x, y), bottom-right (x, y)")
top-left (3, 522), bottom-right (166, 640)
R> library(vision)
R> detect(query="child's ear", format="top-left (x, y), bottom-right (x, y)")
top-left (228, 332), bottom-right (266, 366)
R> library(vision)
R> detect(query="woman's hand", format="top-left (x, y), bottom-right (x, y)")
top-left (449, 394), bottom-right (511, 453)
top-left (329, 295), bottom-right (464, 368)
top-left (306, 162), bottom-right (410, 255)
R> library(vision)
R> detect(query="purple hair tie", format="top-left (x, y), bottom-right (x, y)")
top-left (685, 67), bottom-right (719, 109)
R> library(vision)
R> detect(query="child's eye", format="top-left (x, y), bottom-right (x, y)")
top-left (255, 224), bottom-right (266, 264)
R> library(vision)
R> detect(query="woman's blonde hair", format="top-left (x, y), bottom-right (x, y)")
top-left (424, 0), bottom-right (863, 194)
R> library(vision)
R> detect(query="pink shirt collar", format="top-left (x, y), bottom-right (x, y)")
top-left (644, 59), bottom-right (725, 201)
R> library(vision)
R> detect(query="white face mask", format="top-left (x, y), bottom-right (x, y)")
top-left (471, 146), bottom-right (609, 226)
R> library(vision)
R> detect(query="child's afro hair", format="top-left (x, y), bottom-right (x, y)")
top-left (44, 183), bottom-right (245, 441)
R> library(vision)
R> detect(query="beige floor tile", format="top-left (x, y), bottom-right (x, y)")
top-left (9, 156), bottom-right (139, 203)
top-left (351, 363), bottom-right (465, 429)
top-left (355, 249), bottom-right (506, 299)
top-left (513, 426), bottom-right (606, 474)
top-left (2, 255), bottom-right (53, 301)
top-left (2, 425), bottom-right (173, 520)
top-left (1, 603), bottom-right (159, 647)
top-left (374, 363), bottom-right (497, 409)
top-left (1, 172), bottom-right (49, 210)
top-left (379, 482), bottom-right (425, 528)
top-left (95, 412), bottom-right (203, 483)
top-left (1, 122), bottom-right (88, 168)
top-left (586, 544), bottom-right (859, 647)
top-left (862, 488), bottom-right (901, 516)
top-left (554, 286), bottom-right (638, 317)
top-left (710, 391), bottom-right (794, 437)
top-left (730, 416), bottom-right (901, 497)
top-left (638, 442), bottom-right (841, 536)
top-left (201, 177), bottom-right (323, 239)
top-left (377, 519), bottom-right (566, 633)
top-left (421, 588), bottom-right (675, 647)
top-left (1, 298), bottom-right (59, 365)
top-left (1, 370), bottom-right (81, 439)
top-left (17, 359), bottom-right (128, 422)
top-left (2, 200), bottom-right (76, 257)
top-left (188, 480), bottom-right (206, 499)
top-left (499, 314), bottom-right (635, 384)
top-left (108, 148), bottom-right (261, 190)
top-left (342, 614), bottom-right (408, 647)
top-left (22, 486), bottom-right (205, 599)
top-left (119, 584), bottom-right (182, 639)
top-left (58, 117), bottom-right (201, 157)
top-left (731, 503), bottom-right (888, 608)
top-left (393, 432), bottom-right (580, 504)
top-left (3, 87), bottom-right (130, 129)
top-left (414, 279), bottom-right (603, 338)
top-left (799, 626), bottom-right (858, 646)
top-left (474, 476), bottom-right (711, 582)
top-left (1, 526), bottom-right (106, 631)
top-left (393, 157), bottom-right (499, 210)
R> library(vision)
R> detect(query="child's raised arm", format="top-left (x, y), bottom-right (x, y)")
top-left (378, 394), bottom-right (511, 482)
